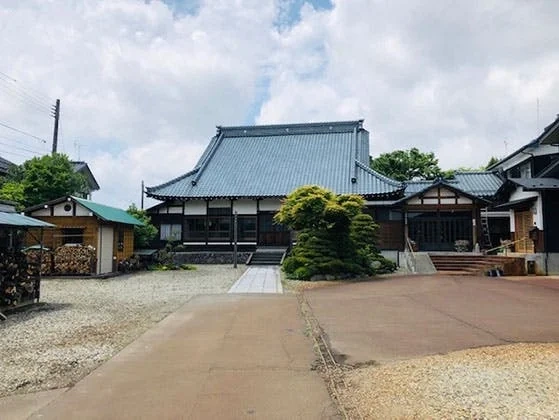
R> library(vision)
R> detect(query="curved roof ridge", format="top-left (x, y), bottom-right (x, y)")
top-left (146, 168), bottom-right (199, 192)
top-left (354, 160), bottom-right (404, 188)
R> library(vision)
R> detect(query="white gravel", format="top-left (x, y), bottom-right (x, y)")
top-left (341, 343), bottom-right (559, 419)
top-left (0, 266), bottom-right (244, 397)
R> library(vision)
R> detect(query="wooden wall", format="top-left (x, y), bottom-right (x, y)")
top-left (26, 218), bottom-right (136, 265)
top-left (26, 216), bottom-right (99, 250)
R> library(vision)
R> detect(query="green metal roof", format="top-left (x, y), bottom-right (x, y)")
top-left (0, 211), bottom-right (55, 228)
top-left (72, 197), bottom-right (143, 226)
top-left (147, 121), bottom-right (404, 200)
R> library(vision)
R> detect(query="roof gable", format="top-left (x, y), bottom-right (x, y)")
top-left (72, 161), bottom-right (100, 192)
top-left (25, 196), bottom-right (143, 226)
top-left (0, 156), bottom-right (15, 175)
top-left (147, 121), bottom-right (403, 200)
top-left (403, 172), bottom-right (503, 200)
top-left (399, 178), bottom-right (490, 204)
top-left (72, 197), bottom-right (143, 225)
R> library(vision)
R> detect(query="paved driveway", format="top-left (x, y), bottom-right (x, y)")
top-left (15, 295), bottom-right (337, 420)
top-left (304, 275), bottom-right (559, 364)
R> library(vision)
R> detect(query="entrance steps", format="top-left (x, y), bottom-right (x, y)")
top-left (247, 247), bottom-right (287, 266)
top-left (429, 253), bottom-right (525, 276)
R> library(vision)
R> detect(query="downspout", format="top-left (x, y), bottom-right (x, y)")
top-left (351, 125), bottom-right (358, 191)
top-left (543, 190), bottom-right (549, 275)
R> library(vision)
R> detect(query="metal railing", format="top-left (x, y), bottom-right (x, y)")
top-left (404, 237), bottom-right (417, 273)
top-left (484, 237), bottom-right (529, 256)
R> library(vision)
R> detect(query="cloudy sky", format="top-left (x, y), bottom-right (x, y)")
top-left (1, 0), bottom-right (558, 209)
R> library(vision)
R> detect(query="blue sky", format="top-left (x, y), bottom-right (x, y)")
top-left (1, 0), bottom-right (558, 208)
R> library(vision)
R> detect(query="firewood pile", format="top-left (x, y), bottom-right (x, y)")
top-left (54, 245), bottom-right (96, 275)
top-left (25, 249), bottom-right (53, 276)
top-left (1, 251), bottom-right (39, 308)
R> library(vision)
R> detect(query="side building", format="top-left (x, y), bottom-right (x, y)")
top-left (489, 115), bottom-right (559, 274)
top-left (25, 196), bottom-right (142, 274)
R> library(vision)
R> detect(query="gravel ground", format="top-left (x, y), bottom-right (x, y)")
top-left (0, 265), bottom-right (244, 397)
top-left (341, 343), bottom-right (559, 419)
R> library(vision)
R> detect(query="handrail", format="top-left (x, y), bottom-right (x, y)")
top-left (484, 236), bottom-right (529, 255)
top-left (404, 237), bottom-right (417, 273)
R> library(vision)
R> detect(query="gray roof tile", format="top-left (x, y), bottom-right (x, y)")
top-left (148, 121), bottom-right (404, 199)
top-left (404, 172), bottom-right (503, 198)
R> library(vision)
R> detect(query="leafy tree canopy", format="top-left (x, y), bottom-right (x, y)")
top-left (275, 185), bottom-right (396, 280)
top-left (0, 181), bottom-right (25, 209)
top-left (1, 154), bottom-right (87, 208)
top-left (370, 149), bottom-right (501, 181)
top-left (370, 148), bottom-right (443, 181)
top-left (127, 204), bottom-right (157, 249)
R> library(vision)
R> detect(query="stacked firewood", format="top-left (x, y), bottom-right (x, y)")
top-left (25, 249), bottom-right (53, 276)
top-left (1, 252), bottom-right (38, 308)
top-left (54, 245), bottom-right (96, 275)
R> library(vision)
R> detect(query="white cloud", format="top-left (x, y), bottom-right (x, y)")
top-left (258, 0), bottom-right (559, 169)
top-left (0, 0), bottom-right (278, 207)
top-left (1, 0), bottom-right (559, 209)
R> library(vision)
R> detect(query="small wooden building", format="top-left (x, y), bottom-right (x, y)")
top-left (1, 201), bottom-right (54, 317)
top-left (25, 196), bottom-right (142, 275)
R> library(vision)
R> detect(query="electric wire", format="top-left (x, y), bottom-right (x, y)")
top-left (0, 149), bottom-right (36, 159)
top-left (0, 79), bottom-right (52, 113)
top-left (0, 140), bottom-right (44, 155)
top-left (0, 70), bottom-right (53, 105)
top-left (0, 121), bottom-right (47, 143)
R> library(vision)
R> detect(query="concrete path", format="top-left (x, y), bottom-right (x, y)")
top-left (19, 294), bottom-right (337, 420)
top-left (305, 275), bottom-right (559, 365)
top-left (228, 266), bottom-right (283, 294)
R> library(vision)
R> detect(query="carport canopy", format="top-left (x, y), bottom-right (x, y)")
top-left (0, 211), bottom-right (55, 228)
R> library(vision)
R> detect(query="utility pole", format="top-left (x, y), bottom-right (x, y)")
top-left (51, 99), bottom-right (60, 154)
top-left (141, 180), bottom-right (145, 210)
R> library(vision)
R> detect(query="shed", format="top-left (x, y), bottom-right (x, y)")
top-left (25, 196), bottom-right (143, 275)
top-left (0, 206), bottom-right (54, 318)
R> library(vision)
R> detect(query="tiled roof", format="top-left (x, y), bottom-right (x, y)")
top-left (0, 156), bottom-right (15, 174)
top-left (72, 161), bottom-right (100, 191)
top-left (403, 172), bottom-right (503, 199)
top-left (509, 177), bottom-right (559, 191)
top-left (147, 121), bottom-right (404, 199)
top-left (452, 172), bottom-right (504, 197)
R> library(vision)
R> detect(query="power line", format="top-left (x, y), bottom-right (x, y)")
top-left (0, 70), bottom-right (53, 104)
top-left (0, 149), bottom-right (37, 159)
top-left (0, 77), bottom-right (52, 112)
top-left (0, 134), bottom-right (47, 153)
top-left (0, 140), bottom-right (45, 155)
top-left (0, 120), bottom-right (47, 143)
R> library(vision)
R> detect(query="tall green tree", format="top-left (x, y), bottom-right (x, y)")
top-left (127, 204), bottom-right (157, 248)
top-left (370, 148), bottom-right (444, 181)
top-left (0, 181), bottom-right (25, 208)
top-left (2, 154), bottom-right (87, 208)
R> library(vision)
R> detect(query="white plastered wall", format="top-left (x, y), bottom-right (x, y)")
top-left (259, 198), bottom-right (281, 211)
top-left (233, 199), bottom-right (257, 214)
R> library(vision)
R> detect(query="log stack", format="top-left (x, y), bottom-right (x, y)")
top-left (54, 245), bottom-right (96, 275)
top-left (25, 249), bottom-right (53, 276)
top-left (1, 252), bottom-right (39, 308)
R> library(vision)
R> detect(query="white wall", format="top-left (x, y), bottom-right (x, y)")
top-left (259, 198), bottom-right (281, 211)
top-left (233, 199), bottom-right (257, 214)
top-left (184, 200), bottom-right (207, 215)
top-left (509, 187), bottom-right (542, 229)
